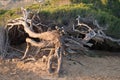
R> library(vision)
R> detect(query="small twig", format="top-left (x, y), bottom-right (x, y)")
top-left (9, 46), bottom-right (24, 54)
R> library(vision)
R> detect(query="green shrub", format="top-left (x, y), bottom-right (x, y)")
top-left (70, 0), bottom-right (120, 18)
top-left (0, 9), bottom-right (7, 15)
top-left (0, 1), bottom-right (120, 38)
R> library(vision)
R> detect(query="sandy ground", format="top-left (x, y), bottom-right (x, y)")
top-left (0, 51), bottom-right (120, 80)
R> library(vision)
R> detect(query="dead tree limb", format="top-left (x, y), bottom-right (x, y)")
top-left (5, 8), bottom-right (120, 75)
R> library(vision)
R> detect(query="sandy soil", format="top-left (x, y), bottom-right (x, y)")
top-left (0, 51), bottom-right (120, 80)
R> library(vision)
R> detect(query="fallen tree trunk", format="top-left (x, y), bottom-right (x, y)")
top-left (3, 7), bottom-right (120, 75)
top-left (0, 27), bottom-right (8, 58)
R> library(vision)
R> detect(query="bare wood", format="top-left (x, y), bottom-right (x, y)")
top-left (21, 43), bottom-right (30, 59)
top-left (9, 46), bottom-right (24, 54)
top-left (5, 9), bottom-right (120, 75)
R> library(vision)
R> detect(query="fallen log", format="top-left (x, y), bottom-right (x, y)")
top-left (3, 7), bottom-right (120, 75)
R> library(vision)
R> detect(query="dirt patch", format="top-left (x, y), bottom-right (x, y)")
top-left (0, 51), bottom-right (120, 80)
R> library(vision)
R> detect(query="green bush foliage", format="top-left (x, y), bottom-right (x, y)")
top-left (0, 0), bottom-right (120, 38)
top-left (70, 0), bottom-right (120, 18)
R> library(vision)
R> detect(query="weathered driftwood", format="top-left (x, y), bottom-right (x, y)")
top-left (0, 27), bottom-right (8, 57)
top-left (22, 8), bottom-right (64, 74)
top-left (5, 7), bottom-right (120, 74)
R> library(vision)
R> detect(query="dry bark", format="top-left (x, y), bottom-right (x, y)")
top-left (4, 7), bottom-right (120, 75)
top-left (0, 26), bottom-right (10, 59)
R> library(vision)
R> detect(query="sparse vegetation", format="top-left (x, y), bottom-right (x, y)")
top-left (0, 0), bottom-right (120, 38)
